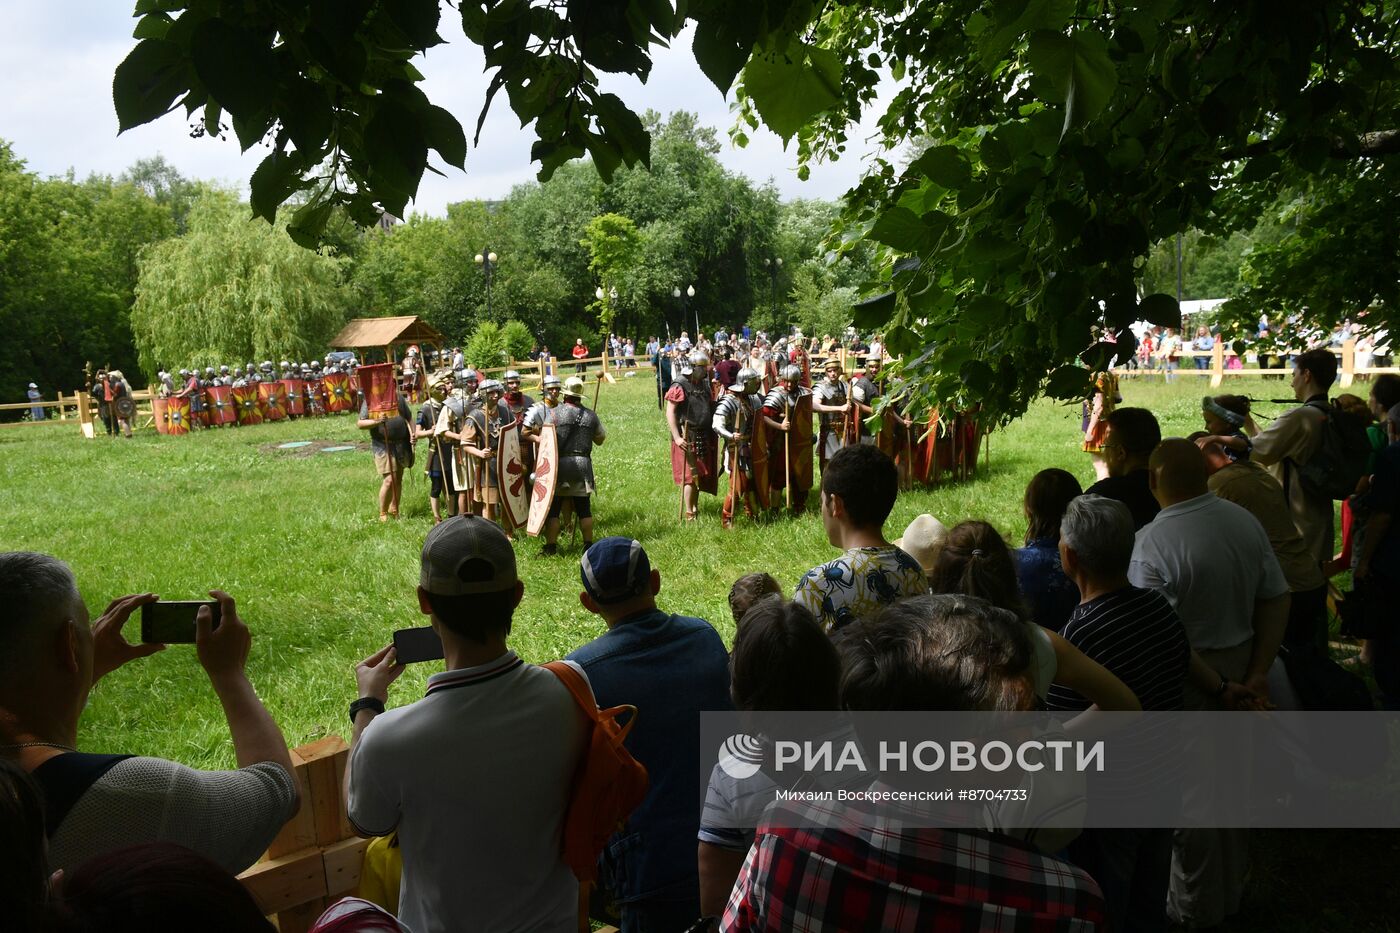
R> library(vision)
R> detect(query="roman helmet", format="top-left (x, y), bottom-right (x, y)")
top-left (781, 364), bottom-right (803, 384)
top-left (562, 376), bottom-right (586, 398)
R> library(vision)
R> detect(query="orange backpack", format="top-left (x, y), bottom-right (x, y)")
top-left (543, 661), bottom-right (650, 883)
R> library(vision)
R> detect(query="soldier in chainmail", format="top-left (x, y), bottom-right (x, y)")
top-left (415, 372), bottom-right (457, 523)
top-left (665, 351), bottom-right (719, 522)
top-left (435, 379), bottom-right (474, 517)
top-left (542, 377), bottom-right (607, 555)
top-left (761, 364), bottom-right (815, 512)
top-left (522, 375), bottom-right (562, 443)
top-left (712, 367), bottom-right (763, 527)
top-left (462, 379), bottom-right (507, 524)
top-left (812, 357), bottom-right (850, 472)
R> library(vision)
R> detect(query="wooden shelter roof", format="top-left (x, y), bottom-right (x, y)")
top-left (330, 316), bottom-right (444, 349)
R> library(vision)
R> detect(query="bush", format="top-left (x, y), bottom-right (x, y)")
top-left (502, 320), bottom-right (535, 363)
top-left (465, 321), bottom-right (509, 370)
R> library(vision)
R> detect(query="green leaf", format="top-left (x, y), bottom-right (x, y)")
top-left (852, 291), bottom-right (896, 329)
top-left (386, 0), bottom-right (443, 49)
top-left (870, 206), bottom-right (932, 252)
top-left (741, 42), bottom-right (842, 143)
top-left (286, 197), bottom-right (336, 249)
top-left (908, 145), bottom-right (970, 190)
top-left (1044, 364), bottom-right (1090, 399)
top-left (113, 39), bottom-right (188, 132)
top-left (280, 80), bottom-right (333, 157)
top-left (960, 359), bottom-right (995, 394)
top-left (592, 93), bottom-right (650, 169)
top-left (132, 13), bottom-right (172, 40)
top-left (190, 19), bottom-right (276, 122)
top-left (1138, 292), bottom-right (1181, 328)
top-left (249, 150), bottom-right (304, 223)
top-left (1026, 29), bottom-right (1118, 130)
top-left (364, 105), bottom-right (428, 203)
top-left (420, 105), bottom-right (467, 169)
top-left (692, 22), bottom-right (750, 95)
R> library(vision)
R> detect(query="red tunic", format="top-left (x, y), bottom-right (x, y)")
top-left (666, 382), bottom-right (718, 493)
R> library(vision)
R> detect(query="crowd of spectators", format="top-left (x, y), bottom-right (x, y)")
top-left (4, 347), bottom-right (1398, 933)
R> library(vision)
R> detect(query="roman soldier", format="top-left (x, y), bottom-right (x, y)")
top-left (499, 370), bottom-right (535, 429)
top-left (712, 367), bottom-right (763, 527)
top-left (761, 364), bottom-right (814, 512)
top-left (522, 374), bottom-right (562, 444)
top-left (665, 351), bottom-right (718, 522)
top-left (416, 372), bottom-right (458, 523)
top-left (811, 358), bottom-right (850, 471)
top-left (851, 354), bottom-right (915, 485)
top-left (434, 377), bottom-right (474, 517)
top-left (542, 376), bottom-right (607, 555)
top-left (461, 379), bottom-right (506, 523)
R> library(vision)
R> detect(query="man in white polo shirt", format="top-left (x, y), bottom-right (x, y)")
top-left (344, 516), bottom-right (587, 933)
top-left (1128, 438), bottom-right (1289, 931)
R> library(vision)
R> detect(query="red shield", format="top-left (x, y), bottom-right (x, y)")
top-left (166, 397), bottom-right (191, 435)
top-left (152, 397), bottom-right (170, 435)
top-left (282, 379), bottom-right (306, 416)
top-left (359, 363), bottom-right (397, 418)
top-left (497, 427), bottom-right (531, 530)
top-left (526, 423), bottom-right (559, 537)
top-left (232, 386), bottom-right (263, 425)
top-left (324, 373), bottom-right (353, 413)
top-left (205, 385), bottom-right (236, 426)
top-left (258, 381), bottom-right (288, 421)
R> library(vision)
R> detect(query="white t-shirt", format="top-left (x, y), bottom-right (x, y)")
top-left (1128, 493), bottom-right (1289, 650)
top-left (347, 652), bottom-right (587, 933)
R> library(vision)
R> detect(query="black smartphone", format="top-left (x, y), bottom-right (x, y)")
top-left (140, 600), bottom-right (221, 644)
top-left (393, 626), bottom-right (445, 664)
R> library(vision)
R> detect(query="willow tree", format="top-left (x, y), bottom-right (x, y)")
top-left (130, 189), bottom-right (351, 376)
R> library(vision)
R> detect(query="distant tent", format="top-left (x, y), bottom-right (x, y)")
top-left (330, 316), bottom-right (445, 363)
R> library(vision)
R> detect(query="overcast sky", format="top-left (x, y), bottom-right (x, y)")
top-left (1, 2), bottom-right (897, 216)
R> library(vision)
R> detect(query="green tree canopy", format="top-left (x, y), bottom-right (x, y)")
top-left (0, 142), bottom-right (175, 404)
top-left (130, 189), bottom-right (351, 376)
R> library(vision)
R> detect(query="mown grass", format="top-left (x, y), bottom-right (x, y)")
top-left (2, 371), bottom-right (1392, 932)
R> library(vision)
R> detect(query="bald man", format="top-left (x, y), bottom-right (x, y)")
top-left (1129, 439), bottom-right (1290, 930)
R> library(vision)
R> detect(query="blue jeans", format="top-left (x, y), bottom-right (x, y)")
top-left (1194, 356), bottom-right (1210, 370)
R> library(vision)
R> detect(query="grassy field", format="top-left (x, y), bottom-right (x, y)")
top-left (3, 371), bottom-right (1393, 931)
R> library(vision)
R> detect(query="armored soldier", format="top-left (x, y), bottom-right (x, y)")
top-left (245, 363), bottom-right (260, 384)
top-left (499, 370), bottom-right (535, 429)
top-left (542, 376), bottom-right (607, 555)
top-left (665, 351), bottom-right (718, 522)
top-left (850, 354), bottom-right (915, 484)
top-left (522, 375), bottom-right (562, 444)
top-left (415, 373), bottom-right (458, 523)
top-left (176, 369), bottom-right (204, 430)
top-left (761, 364), bottom-right (814, 512)
top-left (812, 358), bottom-right (851, 471)
top-left (712, 367), bottom-right (764, 528)
top-left (461, 379), bottom-right (506, 523)
top-left (434, 378), bottom-right (474, 517)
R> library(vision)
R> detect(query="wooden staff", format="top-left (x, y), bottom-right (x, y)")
top-left (678, 422), bottom-right (689, 524)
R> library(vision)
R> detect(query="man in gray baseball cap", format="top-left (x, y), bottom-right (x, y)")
top-left (344, 515), bottom-right (587, 933)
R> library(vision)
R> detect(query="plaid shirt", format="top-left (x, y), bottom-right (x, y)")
top-left (721, 797), bottom-right (1105, 932)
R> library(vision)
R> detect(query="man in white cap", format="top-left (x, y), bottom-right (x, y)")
top-left (345, 516), bottom-right (587, 933)
top-left (26, 383), bottom-right (44, 421)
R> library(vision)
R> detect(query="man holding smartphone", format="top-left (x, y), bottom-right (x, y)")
top-left (0, 551), bottom-right (300, 874)
top-left (345, 516), bottom-right (587, 933)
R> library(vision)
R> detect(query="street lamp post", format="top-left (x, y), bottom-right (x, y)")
top-left (764, 257), bottom-right (783, 323)
top-left (473, 249), bottom-right (498, 318)
top-left (673, 284), bottom-right (697, 338)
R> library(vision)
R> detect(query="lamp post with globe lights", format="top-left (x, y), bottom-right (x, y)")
top-left (672, 284), bottom-right (697, 339)
top-left (473, 249), bottom-right (498, 318)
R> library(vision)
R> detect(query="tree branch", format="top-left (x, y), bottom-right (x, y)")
top-left (1236, 129), bottom-right (1400, 160)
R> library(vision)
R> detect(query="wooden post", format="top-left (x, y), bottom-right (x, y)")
top-left (600, 345), bottom-right (609, 379)
top-left (58, 392), bottom-right (67, 421)
top-left (1210, 340), bottom-right (1225, 389)
top-left (537, 354), bottom-right (546, 384)
top-left (1340, 338), bottom-right (1356, 388)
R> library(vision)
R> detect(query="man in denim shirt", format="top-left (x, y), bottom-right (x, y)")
top-left (568, 538), bottom-right (733, 932)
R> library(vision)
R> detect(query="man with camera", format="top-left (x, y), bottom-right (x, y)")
top-left (345, 516), bottom-right (588, 933)
top-left (0, 551), bottom-right (300, 874)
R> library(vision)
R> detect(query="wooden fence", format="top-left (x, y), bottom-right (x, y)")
top-left (1113, 338), bottom-right (1398, 388)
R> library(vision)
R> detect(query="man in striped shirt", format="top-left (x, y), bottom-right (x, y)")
top-left (1049, 494), bottom-right (1190, 933)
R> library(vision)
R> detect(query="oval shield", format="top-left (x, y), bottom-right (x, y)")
top-left (526, 422), bottom-right (559, 537)
top-left (497, 426), bottom-right (531, 531)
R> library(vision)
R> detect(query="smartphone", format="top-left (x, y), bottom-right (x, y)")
top-left (393, 626), bottom-right (445, 664)
top-left (140, 600), bottom-right (221, 644)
